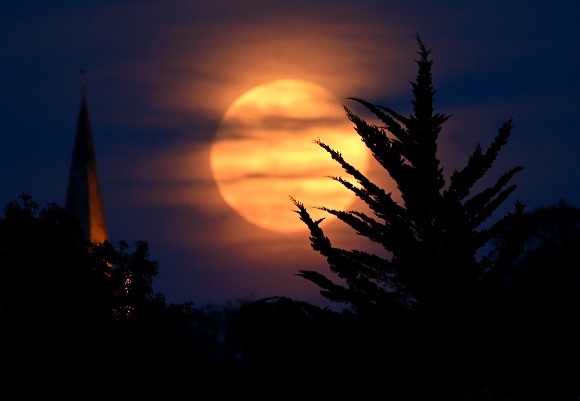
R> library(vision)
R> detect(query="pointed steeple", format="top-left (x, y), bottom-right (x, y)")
top-left (65, 70), bottom-right (108, 243)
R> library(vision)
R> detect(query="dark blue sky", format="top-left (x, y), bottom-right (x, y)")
top-left (1, 0), bottom-right (578, 307)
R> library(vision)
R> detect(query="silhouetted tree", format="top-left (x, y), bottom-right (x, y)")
top-left (291, 36), bottom-right (527, 396)
top-left (493, 201), bottom-right (580, 395)
top-left (0, 194), bottom-right (188, 325)
top-left (0, 194), bottom-right (112, 325)
top-left (0, 195), bottom-right (197, 397)
top-left (503, 201), bottom-right (580, 311)
top-left (292, 35), bottom-right (524, 318)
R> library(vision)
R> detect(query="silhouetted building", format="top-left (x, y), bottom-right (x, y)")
top-left (64, 76), bottom-right (108, 242)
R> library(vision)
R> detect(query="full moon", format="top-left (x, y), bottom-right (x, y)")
top-left (210, 79), bottom-right (369, 232)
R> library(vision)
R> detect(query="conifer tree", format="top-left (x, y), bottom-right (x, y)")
top-left (291, 36), bottom-right (525, 317)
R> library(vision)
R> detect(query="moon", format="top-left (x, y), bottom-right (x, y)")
top-left (210, 79), bottom-right (369, 232)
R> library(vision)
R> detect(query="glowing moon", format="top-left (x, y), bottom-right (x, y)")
top-left (210, 79), bottom-right (369, 232)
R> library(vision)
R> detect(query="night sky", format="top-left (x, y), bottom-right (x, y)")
top-left (1, 0), bottom-right (578, 308)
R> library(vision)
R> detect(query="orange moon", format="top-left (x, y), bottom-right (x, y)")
top-left (210, 79), bottom-right (369, 232)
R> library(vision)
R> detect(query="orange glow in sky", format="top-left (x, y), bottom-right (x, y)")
top-left (211, 79), bottom-right (369, 232)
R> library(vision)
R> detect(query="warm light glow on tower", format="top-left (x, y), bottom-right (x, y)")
top-left (65, 71), bottom-right (108, 243)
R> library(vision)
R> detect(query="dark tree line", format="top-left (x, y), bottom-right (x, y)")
top-left (0, 195), bottom-right (220, 397)
top-left (1, 200), bottom-right (578, 398)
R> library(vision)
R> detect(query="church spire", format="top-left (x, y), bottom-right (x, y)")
top-left (65, 70), bottom-right (108, 243)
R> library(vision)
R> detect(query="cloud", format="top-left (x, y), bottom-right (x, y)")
top-left (91, 1), bottom-right (418, 130)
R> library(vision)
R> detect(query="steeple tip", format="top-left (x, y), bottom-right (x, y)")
top-left (66, 71), bottom-right (109, 243)
top-left (80, 68), bottom-right (87, 100)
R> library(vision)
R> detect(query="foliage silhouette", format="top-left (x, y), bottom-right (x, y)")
top-left (503, 201), bottom-right (580, 312)
top-left (0, 194), bottom-right (112, 325)
top-left (289, 36), bottom-right (531, 397)
top-left (0, 194), bottom-right (192, 325)
top-left (0, 194), bottom-right (198, 396)
top-left (492, 201), bottom-right (580, 395)
top-left (291, 36), bottom-right (525, 318)
top-left (225, 296), bottom-right (367, 396)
